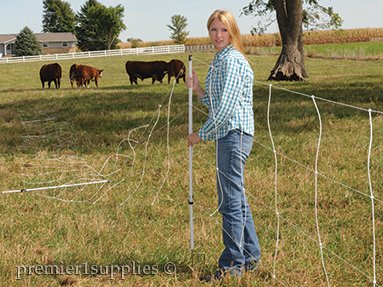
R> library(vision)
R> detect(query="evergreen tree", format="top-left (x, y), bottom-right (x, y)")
top-left (167, 15), bottom-right (190, 44)
top-left (42, 0), bottom-right (76, 33)
top-left (15, 27), bottom-right (43, 56)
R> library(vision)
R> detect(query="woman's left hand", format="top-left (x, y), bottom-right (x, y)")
top-left (187, 132), bottom-right (202, 147)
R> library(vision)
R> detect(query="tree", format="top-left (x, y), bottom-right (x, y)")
top-left (42, 0), bottom-right (76, 33)
top-left (127, 38), bottom-right (143, 48)
top-left (241, 0), bottom-right (342, 81)
top-left (167, 15), bottom-right (190, 44)
top-left (75, 0), bottom-right (126, 51)
top-left (88, 4), bottom-right (126, 50)
top-left (15, 27), bottom-right (43, 56)
top-left (75, 0), bottom-right (99, 51)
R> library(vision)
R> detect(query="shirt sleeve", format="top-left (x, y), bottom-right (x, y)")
top-left (198, 65), bottom-right (213, 108)
top-left (198, 57), bottom-right (244, 141)
top-left (198, 91), bottom-right (210, 107)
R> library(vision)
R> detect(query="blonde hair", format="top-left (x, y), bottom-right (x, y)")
top-left (207, 10), bottom-right (247, 59)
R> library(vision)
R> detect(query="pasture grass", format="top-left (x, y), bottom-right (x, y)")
top-left (304, 41), bottom-right (383, 59)
top-left (244, 41), bottom-right (383, 60)
top-left (0, 51), bottom-right (382, 286)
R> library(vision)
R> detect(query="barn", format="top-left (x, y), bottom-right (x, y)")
top-left (0, 32), bottom-right (77, 57)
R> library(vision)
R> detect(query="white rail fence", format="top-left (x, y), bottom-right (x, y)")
top-left (185, 45), bottom-right (215, 52)
top-left (0, 44), bottom-right (185, 64)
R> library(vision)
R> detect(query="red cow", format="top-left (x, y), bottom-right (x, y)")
top-left (69, 64), bottom-right (80, 88)
top-left (40, 63), bottom-right (62, 89)
top-left (167, 59), bottom-right (186, 84)
top-left (78, 65), bottom-right (103, 88)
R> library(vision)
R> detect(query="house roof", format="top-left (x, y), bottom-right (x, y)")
top-left (35, 32), bottom-right (77, 42)
top-left (0, 34), bottom-right (17, 44)
top-left (0, 32), bottom-right (76, 44)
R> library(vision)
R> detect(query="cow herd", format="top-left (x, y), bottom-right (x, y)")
top-left (39, 63), bottom-right (103, 89)
top-left (39, 59), bottom-right (186, 89)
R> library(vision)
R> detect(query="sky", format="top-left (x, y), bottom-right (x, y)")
top-left (1, 0), bottom-right (382, 42)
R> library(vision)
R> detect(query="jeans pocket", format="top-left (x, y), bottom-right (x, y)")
top-left (237, 131), bottom-right (253, 155)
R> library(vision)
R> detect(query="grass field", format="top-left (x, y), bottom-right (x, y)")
top-left (0, 50), bottom-right (382, 286)
top-left (304, 41), bottom-right (383, 59)
top-left (244, 41), bottom-right (383, 60)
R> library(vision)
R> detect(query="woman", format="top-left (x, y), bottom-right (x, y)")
top-left (186, 10), bottom-right (261, 281)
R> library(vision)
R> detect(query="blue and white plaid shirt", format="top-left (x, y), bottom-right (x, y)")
top-left (198, 45), bottom-right (254, 141)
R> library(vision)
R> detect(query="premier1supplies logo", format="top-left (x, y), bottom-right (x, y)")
top-left (16, 261), bottom-right (176, 280)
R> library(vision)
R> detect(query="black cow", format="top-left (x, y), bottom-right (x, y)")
top-left (69, 64), bottom-right (80, 88)
top-left (40, 63), bottom-right (62, 89)
top-left (125, 61), bottom-right (168, 85)
top-left (167, 59), bottom-right (186, 84)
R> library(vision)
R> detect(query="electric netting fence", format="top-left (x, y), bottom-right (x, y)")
top-left (1, 56), bottom-right (381, 286)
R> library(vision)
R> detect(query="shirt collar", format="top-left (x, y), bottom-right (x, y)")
top-left (215, 44), bottom-right (235, 60)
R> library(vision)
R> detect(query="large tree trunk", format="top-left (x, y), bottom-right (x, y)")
top-left (268, 0), bottom-right (307, 81)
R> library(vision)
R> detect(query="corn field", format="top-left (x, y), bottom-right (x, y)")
top-left (117, 28), bottom-right (383, 49)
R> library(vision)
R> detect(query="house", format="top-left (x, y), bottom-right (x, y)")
top-left (0, 32), bottom-right (77, 57)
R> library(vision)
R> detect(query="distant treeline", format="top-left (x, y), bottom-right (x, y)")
top-left (118, 28), bottom-right (383, 49)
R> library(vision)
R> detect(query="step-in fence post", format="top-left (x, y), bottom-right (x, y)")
top-left (188, 55), bottom-right (194, 250)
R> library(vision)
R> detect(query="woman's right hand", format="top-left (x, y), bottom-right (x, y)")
top-left (185, 69), bottom-right (199, 91)
top-left (185, 69), bottom-right (205, 100)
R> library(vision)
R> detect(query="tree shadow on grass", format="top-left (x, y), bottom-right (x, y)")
top-left (0, 85), bottom-right (190, 154)
top-left (2, 75), bottom-right (382, 153)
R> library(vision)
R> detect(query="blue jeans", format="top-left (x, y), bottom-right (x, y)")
top-left (215, 130), bottom-right (261, 276)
